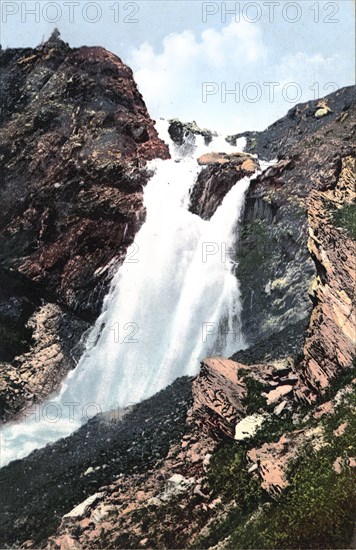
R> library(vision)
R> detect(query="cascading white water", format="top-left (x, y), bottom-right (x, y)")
top-left (0, 122), bottom-right (266, 467)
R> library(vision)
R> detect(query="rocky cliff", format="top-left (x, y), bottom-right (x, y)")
top-left (0, 32), bottom-right (169, 420)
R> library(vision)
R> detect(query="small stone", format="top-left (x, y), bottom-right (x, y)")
top-left (334, 422), bottom-right (348, 437)
top-left (264, 385), bottom-right (294, 405)
top-left (333, 456), bottom-right (343, 474)
top-left (274, 401), bottom-right (287, 416)
top-left (248, 463), bottom-right (259, 473)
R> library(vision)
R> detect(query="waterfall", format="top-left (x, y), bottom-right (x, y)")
top-left (0, 122), bottom-right (265, 467)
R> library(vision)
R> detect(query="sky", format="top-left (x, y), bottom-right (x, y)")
top-left (1, 0), bottom-right (355, 134)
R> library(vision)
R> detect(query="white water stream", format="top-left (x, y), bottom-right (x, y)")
top-left (0, 122), bottom-right (266, 467)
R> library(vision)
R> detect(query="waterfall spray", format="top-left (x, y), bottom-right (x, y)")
top-left (0, 122), bottom-right (267, 467)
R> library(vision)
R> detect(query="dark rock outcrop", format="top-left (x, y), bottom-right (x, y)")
top-left (0, 34), bottom-right (169, 420)
top-left (168, 118), bottom-right (217, 147)
top-left (0, 34), bottom-right (169, 319)
top-left (226, 86), bottom-right (355, 160)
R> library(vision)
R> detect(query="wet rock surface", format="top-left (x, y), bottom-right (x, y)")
top-left (189, 153), bottom-right (259, 221)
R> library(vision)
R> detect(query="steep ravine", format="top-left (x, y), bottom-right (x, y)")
top-left (0, 36), bottom-right (355, 549)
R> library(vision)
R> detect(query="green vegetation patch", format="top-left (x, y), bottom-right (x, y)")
top-left (237, 220), bottom-right (272, 278)
top-left (238, 220), bottom-right (270, 275)
top-left (333, 204), bottom-right (356, 240)
top-left (0, 323), bottom-right (32, 361)
top-left (238, 369), bottom-right (269, 415)
top-left (195, 389), bottom-right (356, 550)
top-left (191, 443), bottom-right (265, 549)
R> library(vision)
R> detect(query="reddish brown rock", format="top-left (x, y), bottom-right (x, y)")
top-left (0, 303), bottom-right (89, 422)
top-left (191, 357), bottom-right (248, 437)
top-left (334, 422), bottom-right (348, 437)
top-left (298, 155), bottom-right (356, 398)
top-left (264, 384), bottom-right (294, 404)
top-left (247, 426), bottom-right (326, 495)
top-left (191, 356), bottom-right (297, 438)
top-left (0, 35), bottom-right (169, 320)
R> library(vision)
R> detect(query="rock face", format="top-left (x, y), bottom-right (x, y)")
top-left (0, 32), bottom-right (169, 319)
top-left (191, 357), bottom-right (247, 437)
top-left (0, 33), bottom-right (169, 420)
top-left (299, 155), bottom-right (356, 397)
top-left (0, 304), bottom-right (89, 419)
top-left (189, 153), bottom-right (260, 221)
top-left (232, 86), bottom-right (355, 369)
top-left (192, 356), bottom-right (301, 435)
top-left (226, 87), bottom-right (354, 159)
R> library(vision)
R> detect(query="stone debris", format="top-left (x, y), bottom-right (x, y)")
top-left (63, 492), bottom-right (105, 521)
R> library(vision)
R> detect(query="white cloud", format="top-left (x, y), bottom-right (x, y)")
top-left (274, 51), bottom-right (342, 86)
top-left (129, 19), bottom-right (267, 128)
top-left (129, 20), bottom-right (353, 135)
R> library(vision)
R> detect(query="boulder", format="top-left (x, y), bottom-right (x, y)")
top-left (168, 119), bottom-right (217, 146)
top-left (63, 492), bottom-right (105, 522)
top-left (264, 384), bottom-right (294, 405)
top-left (197, 151), bottom-right (257, 167)
top-left (234, 414), bottom-right (265, 441)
